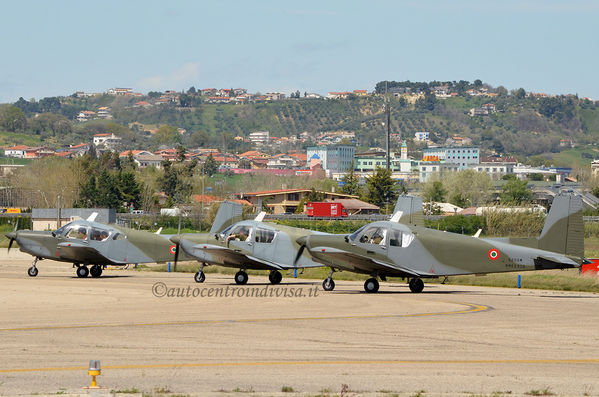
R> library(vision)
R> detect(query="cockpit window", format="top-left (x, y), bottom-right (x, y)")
top-left (112, 233), bottom-right (126, 240)
top-left (389, 229), bottom-right (415, 247)
top-left (227, 225), bottom-right (251, 242)
top-left (255, 228), bottom-right (276, 243)
top-left (358, 226), bottom-right (387, 246)
top-left (66, 226), bottom-right (88, 240)
top-left (90, 228), bottom-right (110, 242)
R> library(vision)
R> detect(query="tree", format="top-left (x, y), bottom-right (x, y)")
top-left (118, 171), bottom-right (142, 209)
top-left (423, 181), bottom-right (446, 202)
top-left (202, 154), bottom-right (218, 176)
top-left (416, 91), bottom-right (437, 111)
top-left (340, 161), bottom-right (361, 196)
top-left (500, 179), bottom-right (533, 204)
top-left (444, 170), bottom-right (493, 206)
top-left (154, 125), bottom-right (182, 146)
top-left (187, 86), bottom-right (196, 95)
top-left (75, 175), bottom-right (98, 208)
top-left (176, 145), bottom-right (187, 162)
top-left (365, 166), bottom-right (398, 211)
top-left (0, 105), bottom-right (27, 132)
top-left (96, 169), bottom-right (122, 208)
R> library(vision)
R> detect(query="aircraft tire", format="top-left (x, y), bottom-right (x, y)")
top-left (322, 277), bottom-right (335, 291)
top-left (268, 270), bottom-right (282, 285)
top-left (76, 266), bottom-right (89, 278)
top-left (234, 271), bottom-right (248, 285)
top-left (90, 265), bottom-right (102, 278)
top-left (364, 278), bottom-right (379, 293)
top-left (409, 278), bottom-right (424, 293)
top-left (194, 271), bottom-right (206, 283)
top-left (28, 266), bottom-right (38, 277)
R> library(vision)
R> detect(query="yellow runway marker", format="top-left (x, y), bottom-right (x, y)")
top-left (0, 302), bottom-right (489, 332)
top-left (2, 358), bottom-right (599, 373)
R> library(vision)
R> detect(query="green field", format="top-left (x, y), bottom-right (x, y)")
top-left (0, 130), bottom-right (41, 147)
top-left (548, 144), bottom-right (599, 167)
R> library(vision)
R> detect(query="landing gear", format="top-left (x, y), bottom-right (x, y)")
top-left (364, 278), bottom-right (379, 293)
top-left (322, 277), bottom-right (335, 291)
top-left (194, 263), bottom-right (206, 283)
top-left (234, 270), bottom-right (248, 285)
top-left (76, 265), bottom-right (89, 278)
top-left (194, 271), bottom-right (205, 283)
top-left (90, 265), bottom-right (102, 278)
top-left (27, 257), bottom-right (40, 277)
top-left (409, 278), bottom-right (424, 293)
top-left (322, 268), bottom-right (335, 291)
top-left (268, 270), bottom-right (282, 284)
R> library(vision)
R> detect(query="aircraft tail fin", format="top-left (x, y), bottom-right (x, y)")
top-left (538, 194), bottom-right (584, 258)
top-left (209, 201), bottom-right (243, 234)
top-left (393, 195), bottom-right (424, 226)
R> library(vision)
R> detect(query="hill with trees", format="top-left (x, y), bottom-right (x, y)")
top-left (1, 80), bottom-right (599, 164)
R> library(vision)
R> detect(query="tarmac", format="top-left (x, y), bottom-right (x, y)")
top-left (1, 251), bottom-right (599, 396)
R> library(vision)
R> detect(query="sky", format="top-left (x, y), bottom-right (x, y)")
top-left (1, 0), bottom-right (598, 103)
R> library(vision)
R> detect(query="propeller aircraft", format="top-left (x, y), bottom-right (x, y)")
top-left (6, 213), bottom-right (193, 278)
top-left (298, 194), bottom-right (585, 293)
top-left (170, 201), bottom-right (326, 285)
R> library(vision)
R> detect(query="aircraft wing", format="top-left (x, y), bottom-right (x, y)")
top-left (313, 247), bottom-right (434, 277)
top-left (56, 242), bottom-right (127, 265)
top-left (192, 244), bottom-right (285, 270)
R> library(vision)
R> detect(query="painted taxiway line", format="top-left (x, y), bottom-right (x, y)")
top-left (0, 302), bottom-right (489, 332)
top-left (2, 358), bottom-right (599, 373)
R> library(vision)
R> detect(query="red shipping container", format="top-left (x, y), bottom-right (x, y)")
top-left (305, 202), bottom-right (348, 217)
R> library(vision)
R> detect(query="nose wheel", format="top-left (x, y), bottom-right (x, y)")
top-left (194, 271), bottom-right (206, 283)
top-left (27, 257), bottom-right (40, 277)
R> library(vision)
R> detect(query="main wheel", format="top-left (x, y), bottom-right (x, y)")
top-left (28, 266), bottom-right (38, 277)
top-left (234, 270), bottom-right (248, 285)
top-left (364, 278), bottom-right (379, 293)
top-left (322, 277), bottom-right (335, 291)
top-left (268, 270), bottom-right (282, 285)
top-left (90, 265), bottom-right (102, 278)
top-left (194, 271), bottom-right (206, 283)
top-left (76, 266), bottom-right (89, 278)
top-left (409, 278), bottom-right (424, 293)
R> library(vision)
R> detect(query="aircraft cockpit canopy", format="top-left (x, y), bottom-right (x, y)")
top-left (55, 221), bottom-right (120, 242)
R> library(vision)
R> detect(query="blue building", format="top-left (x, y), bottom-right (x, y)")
top-left (306, 145), bottom-right (355, 174)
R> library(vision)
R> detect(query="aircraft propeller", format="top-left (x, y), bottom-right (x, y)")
top-left (293, 236), bottom-right (308, 266)
top-left (6, 220), bottom-right (18, 253)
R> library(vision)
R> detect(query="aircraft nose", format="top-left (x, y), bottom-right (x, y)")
top-left (5, 231), bottom-right (16, 240)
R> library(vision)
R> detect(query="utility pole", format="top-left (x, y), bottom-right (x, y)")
top-left (384, 82), bottom-right (391, 171)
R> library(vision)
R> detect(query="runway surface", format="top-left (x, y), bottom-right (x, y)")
top-left (1, 251), bottom-right (599, 396)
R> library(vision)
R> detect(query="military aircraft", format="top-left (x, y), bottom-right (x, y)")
top-left (170, 201), bottom-right (326, 285)
top-left (6, 213), bottom-right (193, 278)
top-left (298, 194), bottom-right (585, 293)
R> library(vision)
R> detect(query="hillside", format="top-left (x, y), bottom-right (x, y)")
top-left (2, 81), bottom-right (599, 166)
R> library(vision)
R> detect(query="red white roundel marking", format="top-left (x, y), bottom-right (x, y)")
top-left (169, 245), bottom-right (177, 255)
top-left (488, 249), bottom-right (500, 260)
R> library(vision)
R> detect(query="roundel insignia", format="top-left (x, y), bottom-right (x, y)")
top-left (169, 245), bottom-right (177, 255)
top-left (488, 249), bottom-right (499, 260)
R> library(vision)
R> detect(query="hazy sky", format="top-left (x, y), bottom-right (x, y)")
top-left (1, 0), bottom-right (597, 103)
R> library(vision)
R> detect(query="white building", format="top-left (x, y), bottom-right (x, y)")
top-left (93, 133), bottom-right (122, 148)
top-left (414, 132), bottom-right (430, 141)
top-left (249, 131), bottom-right (270, 145)
top-left (4, 145), bottom-right (28, 158)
